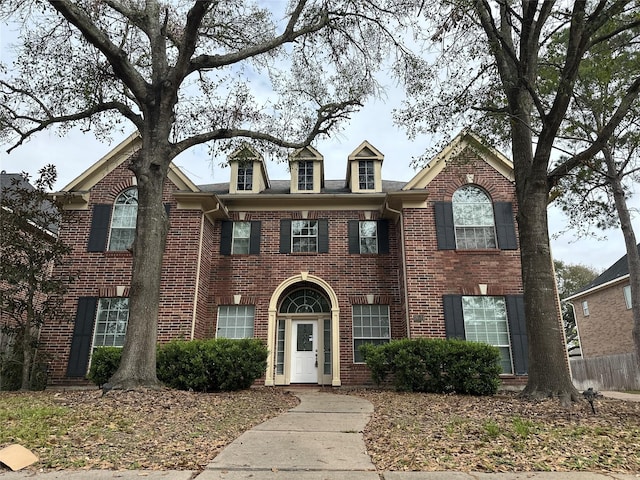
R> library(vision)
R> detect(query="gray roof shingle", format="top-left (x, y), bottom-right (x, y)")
top-left (570, 244), bottom-right (640, 296)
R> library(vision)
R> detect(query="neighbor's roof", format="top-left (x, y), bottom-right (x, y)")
top-left (0, 171), bottom-right (59, 235)
top-left (566, 244), bottom-right (640, 300)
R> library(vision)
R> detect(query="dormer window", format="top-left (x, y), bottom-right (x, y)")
top-left (237, 163), bottom-right (253, 191)
top-left (347, 141), bottom-right (383, 193)
top-left (298, 161), bottom-right (314, 191)
top-left (228, 144), bottom-right (270, 194)
top-left (289, 146), bottom-right (324, 193)
top-left (359, 160), bottom-right (375, 190)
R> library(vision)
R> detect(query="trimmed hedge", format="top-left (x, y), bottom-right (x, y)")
top-left (156, 338), bottom-right (268, 392)
top-left (87, 338), bottom-right (268, 392)
top-left (360, 338), bottom-right (501, 395)
top-left (87, 346), bottom-right (122, 387)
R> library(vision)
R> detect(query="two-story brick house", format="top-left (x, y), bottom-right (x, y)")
top-left (40, 129), bottom-right (527, 387)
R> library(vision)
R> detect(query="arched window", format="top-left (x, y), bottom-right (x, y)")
top-left (279, 288), bottom-right (330, 313)
top-left (452, 185), bottom-right (496, 249)
top-left (108, 188), bottom-right (138, 251)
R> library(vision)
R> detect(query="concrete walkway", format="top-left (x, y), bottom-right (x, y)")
top-left (2, 390), bottom-right (639, 479)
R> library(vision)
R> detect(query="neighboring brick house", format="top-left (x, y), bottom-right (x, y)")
top-left (1, 172), bottom-right (60, 388)
top-left (41, 130), bottom-right (527, 387)
top-left (565, 246), bottom-right (639, 358)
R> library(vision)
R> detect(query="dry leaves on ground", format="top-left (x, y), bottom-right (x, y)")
top-left (349, 389), bottom-right (640, 473)
top-left (0, 387), bottom-right (298, 471)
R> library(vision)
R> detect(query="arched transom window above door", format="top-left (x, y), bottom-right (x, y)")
top-left (279, 288), bottom-right (330, 313)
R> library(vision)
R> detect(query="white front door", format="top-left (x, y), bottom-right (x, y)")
top-left (290, 320), bottom-right (318, 383)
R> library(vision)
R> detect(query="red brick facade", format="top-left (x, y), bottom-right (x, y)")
top-left (39, 132), bottom-right (527, 387)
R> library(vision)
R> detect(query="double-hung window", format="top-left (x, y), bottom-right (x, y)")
top-left (298, 161), bottom-right (314, 191)
top-left (352, 304), bottom-right (390, 363)
top-left (237, 164), bottom-right (253, 191)
top-left (462, 296), bottom-right (513, 374)
top-left (220, 221), bottom-right (261, 255)
top-left (108, 188), bottom-right (138, 251)
top-left (292, 220), bottom-right (318, 252)
top-left (452, 186), bottom-right (497, 249)
top-left (358, 160), bottom-right (375, 190)
top-left (217, 305), bottom-right (255, 338)
top-left (359, 221), bottom-right (378, 253)
top-left (231, 222), bottom-right (251, 254)
top-left (434, 187), bottom-right (517, 251)
top-left (348, 220), bottom-right (389, 254)
top-left (280, 219), bottom-right (328, 254)
top-left (92, 298), bottom-right (129, 348)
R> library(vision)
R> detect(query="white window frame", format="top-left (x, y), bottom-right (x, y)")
top-left (624, 285), bottom-right (632, 309)
top-left (461, 296), bottom-right (513, 374)
top-left (297, 161), bottom-right (314, 191)
top-left (359, 221), bottom-right (378, 254)
top-left (358, 160), bottom-right (375, 190)
top-left (291, 220), bottom-right (318, 253)
top-left (92, 298), bottom-right (129, 349)
top-left (352, 304), bottom-right (390, 363)
top-left (231, 222), bottom-right (251, 254)
top-left (452, 185), bottom-right (497, 249)
top-left (237, 164), bottom-right (253, 191)
top-left (582, 300), bottom-right (590, 317)
top-left (108, 188), bottom-right (138, 251)
top-left (216, 305), bottom-right (255, 339)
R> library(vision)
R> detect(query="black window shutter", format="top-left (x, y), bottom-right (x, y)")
top-left (164, 203), bottom-right (171, 217)
top-left (348, 220), bottom-right (360, 254)
top-left (506, 295), bottom-right (528, 375)
top-left (279, 219), bottom-right (291, 253)
top-left (495, 202), bottom-right (518, 250)
top-left (377, 220), bottom-right (390, 254)
top-left (249, 221), bottom-right (261, 254)
top-left (87, 204), bottom-right (111, 252)
top-left (66, 297), bottom-right (98, 378)
top-left (318, 219), bottom-right (329, 253)
top-left (220, 221), bottom-right (233, 255)
top-left (443, 295), bottom-right (465, 339)
top-left (435, 202), bottom-right (456, 250)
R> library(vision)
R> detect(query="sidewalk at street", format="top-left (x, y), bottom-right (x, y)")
top-left (1, 390), bottom-right (639, 479)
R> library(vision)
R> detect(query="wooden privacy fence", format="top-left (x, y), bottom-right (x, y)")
top-left (570, 352), bottom-right (640, 391)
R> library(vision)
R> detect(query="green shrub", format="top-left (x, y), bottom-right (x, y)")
top-left (157, 338), bottom-right (268, 392)
top-left (87, 347), bottom-right (122, 387)
top-left (360, 338), bottom-right (501, 395)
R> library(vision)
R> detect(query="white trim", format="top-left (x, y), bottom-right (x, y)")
top-left (564, 274), bottom-right (629, 301)
top-left (266, 273), bottom-right (340, 386)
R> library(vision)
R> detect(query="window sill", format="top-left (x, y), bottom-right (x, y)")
top-left (455, 249), bottom-right (501, 255)
top-left (104, 250), bottom-right (133, 257)
top-left (288, 252), bottom-right (321, 256)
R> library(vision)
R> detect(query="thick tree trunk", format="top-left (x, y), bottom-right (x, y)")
top-left (511, 122), bottom-right (580, 404)
top-left (604, 148), bottom-right (640, 362)
top-left (109, 130), bottom-right (170, 390)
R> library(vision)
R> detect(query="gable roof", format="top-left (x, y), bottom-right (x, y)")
top-left (59, 132), bottom-right (200, 194)
top-left (565, 244), bottom-right (639, 300)
top-left (403, 129), bottom-right (514, 190)
top-left (0, 171), bottom-right (59, 235)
